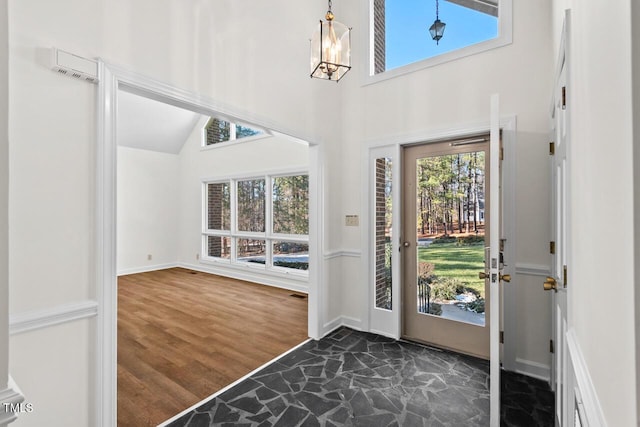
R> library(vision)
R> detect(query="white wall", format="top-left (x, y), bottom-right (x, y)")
top-left (550, 1), bottom-right (637, 425)
top-left (117, 146), bottom-right (180, 275)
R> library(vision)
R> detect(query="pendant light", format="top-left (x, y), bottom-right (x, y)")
top-left (429, 0), bottom-right (446, 45)
top-left (310, 0), bottom-right (352, 82)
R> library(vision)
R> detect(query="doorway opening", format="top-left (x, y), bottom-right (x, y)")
top-left (96, 63), bottom-right (322, 427)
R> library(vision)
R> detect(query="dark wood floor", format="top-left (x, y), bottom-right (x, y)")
top-left (117, 267), bottom-right (309, 427)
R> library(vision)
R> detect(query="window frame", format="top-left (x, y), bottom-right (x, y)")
top-left (202, 171), bottom-right (310, 277)
top-left (201, 118), bottom-right (271, 150)
top-left (364, 0), bottom-right (512, 85)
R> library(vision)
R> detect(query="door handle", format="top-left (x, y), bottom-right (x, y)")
top-left (478, 272), bottom-right (488, 280)
top-left (543, 276), bottom-right (557, 292)
top-left (500, 273), bottom-right (511, 283)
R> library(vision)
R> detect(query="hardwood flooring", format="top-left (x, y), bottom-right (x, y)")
top-left (117, 267), bottom-right (308, 427)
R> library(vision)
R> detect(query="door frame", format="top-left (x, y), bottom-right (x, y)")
top-left (95, 62), bottom-right (325, 427)
top-left (363, 115), bottom-right (517, 368)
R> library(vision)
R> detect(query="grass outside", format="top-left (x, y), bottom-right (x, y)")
top-left (418, 241), bottom-right (485, 297)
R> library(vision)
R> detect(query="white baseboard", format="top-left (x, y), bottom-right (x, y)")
top-left (117, 262), bottom-right (179, 276)
top-left (9, 300), bottom-right (98, 335)
top-left (567, 329), bottom-right (606, 427)
top-left (179, 262), bottom-right (308, 294)
top-left (513, 357), bottom-right (551, 382)
top-left (0, 376), bottom-right (25, 425)
top-left (322, 316), bottom-right (363, 336)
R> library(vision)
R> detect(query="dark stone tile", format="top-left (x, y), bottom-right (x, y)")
top-left (353, 374), bottom-right (393, 389)
top-left (402, 411), bottom-right (426, 427)
top-left (343, 353), bottom-right (366, 372)
top-left (302, 381), bottom-right (323, 393)
top-left (366, 389), bottom-right (401, 414)
top-left (265, 396), bottom-right (287, 417)
top-left (227, 396), bottom-right (263, 415)
top-left (295, 391), bottom-right (341, 417)
top-left (300, 414), bottom-right (321, 427)
top-left (327, 406), bottom-right (351, 424)
top-left (247, 411), bottom-right (273, 423)
top-left (183, 412), bottom-right (210, 427)
top-left (324, 358), bottom-right (343, 374)
top-left (217, 378), bottom-right (261, 402)
top-left (256, 372), bottom-right (292, 394)
top-left (273, 405), bottom-right (309, 427)
top-left (303, 365), bottom-right (324, 378)
top-left (349, 389), bottom-right (375, 417)
top-left (277, 350), bottom-right (318, 367)
top-left (323, 375), bottom-right (351, 391)
top-left (352, 413), bottom-right (397, 427)
top-left (255, 386), bottom-right (278, 402)
top-left (282, 366), bottom-right (306, 384)
top-left (212, 403), bottom-right (241, 424)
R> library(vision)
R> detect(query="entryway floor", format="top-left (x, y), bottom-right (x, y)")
top-left (165, 327), bottom-right (554, 426)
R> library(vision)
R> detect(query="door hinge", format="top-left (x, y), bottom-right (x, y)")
top-left (562, 86), bottom-right (567, 110)
top-left (500, 331), bottom-right (504, 344)
top-left (550, 241), bottom-right (556, 254)
top-left (550, 339), bottom-right (555, 354)
top-left (563, 265), bottom-right (568, 287)
top-left (549, 142), bottom-right (555, 155)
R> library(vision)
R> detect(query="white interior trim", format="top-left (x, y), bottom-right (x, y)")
top-left (513, 357), bottom-right (551, 382)
top-left (324, 249), bottom-right (362, 260)
top-left (117, 263), bottom-right (179, 277)
top-left (96, 61), bottom-right (324, 427)
top-left (567, 328), bottom-right (607, 427)
top-left (0, 376), bottom-right (25, 426)
top-left (9, 301), bottom-right (98, 336)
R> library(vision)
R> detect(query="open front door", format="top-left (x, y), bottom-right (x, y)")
top-left (488, 94), bottom-right (502, 426)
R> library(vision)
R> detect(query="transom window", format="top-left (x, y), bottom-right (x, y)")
top-left (203, 173), bottom-right (309, 273)
top-left (370, 0), bottom-right (511, 78)
top-left (204, 117), bottom-right (264, 146)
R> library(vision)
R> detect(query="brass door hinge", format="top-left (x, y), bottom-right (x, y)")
top-left (550, 241), bottom-right (556, 254)
top-left (549, 142), bottom-right (555, 155)
top-left (550, 339), bottom-right (555, 354)
top-left (500, 331), bottom-right (504, 344)
top-left (562, 86), bottom-right (566, 110)
top-left (563, 265), bottom-right (568, 287)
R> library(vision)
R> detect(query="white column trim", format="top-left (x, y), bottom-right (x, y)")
top-left (0, 376), bottom-right (25, 426)
top-left (566, 328), bottom-right (607, 427)
top-left (9, 301), bottom-right (98, 335)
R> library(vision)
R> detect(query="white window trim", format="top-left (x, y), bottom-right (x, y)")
top-left (202, 172), bottom-right (310, 277)
top-left (362, 0), bottom-right (513, 86)
top-left (201, 118), bottom-right (272, 150)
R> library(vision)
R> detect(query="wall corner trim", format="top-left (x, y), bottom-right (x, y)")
top-left (566, 328), bottom-right (607, 427)
top-left (9, 300), bottom-right (98, 335)
top-left (0, 376), bottom-right (26, 425)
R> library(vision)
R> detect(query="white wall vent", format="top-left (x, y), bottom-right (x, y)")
top-left (51, 48), bottom-right (99, 84)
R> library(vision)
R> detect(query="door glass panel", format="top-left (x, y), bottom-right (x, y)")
top-left (415, 151), bottom-right (486, 326)
top-left (375, 157), bottom-right (393, 310)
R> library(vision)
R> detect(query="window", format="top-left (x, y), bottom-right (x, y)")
top-left (203, 173), bottom-right (309, 273)
top-left (204, 117), bottom-right (264, 146)
top-left (374, 157), bottom-right (393, 309)
top-left (370, 0), bottom-right (511, 77)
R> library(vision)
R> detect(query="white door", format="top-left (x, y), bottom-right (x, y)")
top-left (488, 94), bottom-right (502, 427)
top-left (548, 16), bottom-right (571, 426)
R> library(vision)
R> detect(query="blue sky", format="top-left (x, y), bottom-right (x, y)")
top-left (385, 0), bottom-right (498, 70)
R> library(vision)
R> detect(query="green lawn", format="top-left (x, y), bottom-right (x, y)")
top-left (418, 241), bottom-right (486, 297)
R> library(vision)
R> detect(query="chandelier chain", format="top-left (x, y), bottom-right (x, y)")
top-left (328, 0), bottom-right (332, 12)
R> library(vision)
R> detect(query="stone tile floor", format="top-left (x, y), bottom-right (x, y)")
top-left (165, 327), bottom-right (554, 427)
